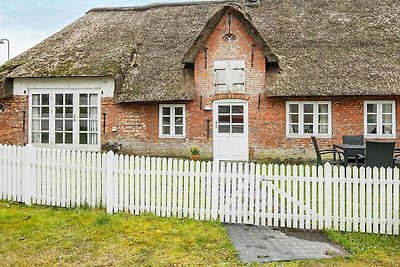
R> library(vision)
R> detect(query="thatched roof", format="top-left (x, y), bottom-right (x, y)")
top-left (1, 0), bottom-right (399, 101)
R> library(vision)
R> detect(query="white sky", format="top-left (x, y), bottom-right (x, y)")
top-left (0, 0), bottom-right (200, 64)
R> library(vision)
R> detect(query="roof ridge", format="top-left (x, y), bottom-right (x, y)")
top-left (87, 0), bottom-right (240, 13)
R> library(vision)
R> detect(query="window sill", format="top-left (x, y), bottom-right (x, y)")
top-left (286, 134), bottom-right (332, 139)
top-left (159, 136), bottom-right (186, 139)
top-left (364, 135), bottom-right (396, 139)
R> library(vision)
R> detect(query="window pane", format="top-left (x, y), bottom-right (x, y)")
top-left (162, 126), bottom-right (170, 135)
top-left (175, 107), bottom-right (183, 116)
top-left (56, 94), bottom-right (63, 105)
top-left (79, 133), bottom-right (88, 144)
top-left (89, 94), bottom-right (98, 105)
top-left (232, 125), bottom-right (244, 133)
top-left (65, 120), bottom-right (73, 131)
top-left (232, 115), bottom-right (243, 123)
top-left (32, 120), bottom-right (40, 131)
top-left (382, 103), bottom-right (392, 113)
top-left (367, 114), bottom-right (377, 124)
top-left (218, 106), bottom-right (230, 114)
top-left (304, 104), bottom-right (313, 113)
top-left (304, 124), bottom-right (313, 134)
top-left (80, 107), bottom-right (88, 118)
top-left (232, 106), bottom-right (243, 114)
top-left (318, 104), bottom-right (328, 114)
top-left (41, 94), bottom-right (49, 105)
top-left (304, 114), bottom-right (313, 123)
top-left (80, 94), bottom-right (88, 105)
top-left (175, 117), bottom-right (183, 126)
top-left (32, 107), bottom-right (40, 118)
top-left (367, 125), bottom-right (377, 134)
top-left (80, 120), bottom-right (88, 131)
top-left (89, 120), bottom-right (97, 132)
top-left (367, 104), bottom-right (377, 113)
top-left (55, 120), bottom-right (63, 131)
top-left (89, 133), bottom-right (98, 145)
top-left (175, 126), bottom-right (183, 135)
top-left (41, 120), bottom-right (49, 131)
top-left (32, 94), bottom-right (40, 105)
top-left (65, 107), bottom-right (73, 118)
top-left (382, 114), bottom-right (392, 124)
top-left (41, 107), bottom-right (49, 118)
top-left (65, 94), bottom-right (73, 105)
top-left (289, 104), bottom-right (299, 113)
top-left (289, 124), bottom-right (299, 134)
top-left (32, 132), bottom-right (40, 143)
top-left (41, 133), bottom-right (49, 143)
top-left (318, 114), bottom-right (328, 124)
top-left (89, 107), bottom-right (97, 119)
top-left (56, 107), bottom-right (63, 118)
top-left (218, 125), bottom-right (230, 133)
top-left (162, 116), bottom-right (170, 125)
top-left (382, 125), bottom-right (392, 134)
top-left (55, 133), bottom-right (63, 144)
top-left (218, 115), bottom-right (230, 123)
top-left (162, 107), bottom-right (170, 116)
top-left (318, 125), bottom-right (328, 134)
top-left (65, 133), bottom-right (73, 144)
top-left (289, 114), bottom-right (298, 123)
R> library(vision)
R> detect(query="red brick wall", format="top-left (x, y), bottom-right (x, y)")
top-left (0, 96), bottom-right (29, 146)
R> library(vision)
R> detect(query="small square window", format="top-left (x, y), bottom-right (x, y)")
top-left (159, 104), bottom-right (185, 138)
top-left (365, 101), bottom-right (395, 138)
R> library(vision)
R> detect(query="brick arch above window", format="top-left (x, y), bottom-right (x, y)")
top-left (212, 93), bottom-right (250, 101)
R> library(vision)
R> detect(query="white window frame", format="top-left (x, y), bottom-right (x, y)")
top-left (364, 100), bottom-right (396, 139)
top-left (159, 104), bottom-right (186, 138)
top-left (28, 89), bottom-right (101, 151)
top-left (286, 101), bottom-right (332, 138)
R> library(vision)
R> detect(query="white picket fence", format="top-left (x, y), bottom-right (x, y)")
top-left (0, 144), bottom-right (399, 235)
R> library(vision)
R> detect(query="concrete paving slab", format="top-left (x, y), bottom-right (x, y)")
top-left (224, 224), bottom-right (350, 263)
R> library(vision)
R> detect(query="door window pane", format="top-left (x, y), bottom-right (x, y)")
top-left (232, 105), bottom-right (243, 114)
top-left (232, 125), bottom-right (244, 133)
top-left (218, 125), bottom-right (230, 133)
top-left (218, 106), bottom-right (230, 114)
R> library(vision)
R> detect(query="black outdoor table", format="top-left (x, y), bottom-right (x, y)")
top-left (334, 143), bottom-right (400, 166)
top-left (333, 143), bottom-right (365, 166)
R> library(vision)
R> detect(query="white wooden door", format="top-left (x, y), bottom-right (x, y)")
top-left (213, 100), bottom-right (248, 161)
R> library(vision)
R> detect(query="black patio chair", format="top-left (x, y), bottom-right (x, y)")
top-left (356, 141), bottom-right (395, 168)
top-left (342, 135), bottom-right (365, 164)
top-left (311, 136), bottom-right (344, 167)
top-left (342, 135), bottom-right (364, 145)
top-left (394, 148), bottom-right (400, 167)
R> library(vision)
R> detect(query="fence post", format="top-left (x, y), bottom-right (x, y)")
top-left (106, 151), bottom-right (115, 214)
top-left (324, 162), bottom-right (332, 229)
top-left (211, 159), bottom-right (219, 220)
top-left (22, 144), bottom-right (34, 205)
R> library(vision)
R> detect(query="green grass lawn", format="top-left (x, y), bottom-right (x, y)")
top-left (0, 201), bottom-right (399, 266)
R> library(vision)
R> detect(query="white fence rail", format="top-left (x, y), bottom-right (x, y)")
top-left (0, 144), bottom-right (399, 235)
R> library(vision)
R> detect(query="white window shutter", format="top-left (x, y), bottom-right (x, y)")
top-left (231, 60), bottom-right (245, 92)
top-left (214, 61), bottom-right (228, 92)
